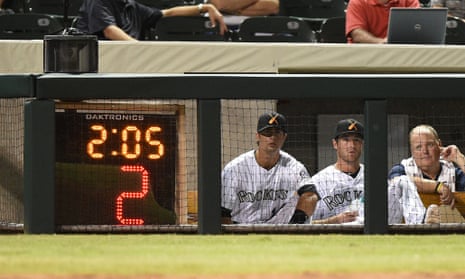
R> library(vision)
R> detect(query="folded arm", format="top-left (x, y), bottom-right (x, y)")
top-left (349, 28), bottom-right (387, 44)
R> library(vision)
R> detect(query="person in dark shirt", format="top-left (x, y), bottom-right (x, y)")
top-left (0, 0), bottom-right (14, 14)
top-left (388, 124), bottom-right (465, 224)
top-left (76, 0), bottom-right (227, 40)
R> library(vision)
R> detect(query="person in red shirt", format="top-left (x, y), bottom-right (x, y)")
top-left (345, 0), bottom-right (420, 43)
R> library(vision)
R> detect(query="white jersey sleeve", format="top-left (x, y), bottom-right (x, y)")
top-left (387, 157), bottom-right (458, 224)
top-left (388, 175), bottom-right (425, 224)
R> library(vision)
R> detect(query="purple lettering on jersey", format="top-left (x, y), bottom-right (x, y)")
top-left (275, 190), bottom-right (288, 200)
top-left (237, 191), bottom-right (255, 203)
top-left (237, 189), bottom-right (289, 203)
top-left (263, 189), bottom-right (275, 200)
top-left (322, 190), bottom-right (363, 211)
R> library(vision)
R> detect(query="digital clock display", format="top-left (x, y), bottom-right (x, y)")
top-left (55, 102), bottom-right (185, 226)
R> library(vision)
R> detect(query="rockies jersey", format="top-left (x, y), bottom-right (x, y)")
top-left (388, 157), bottom-right (464, 224)
top-left (311, 164), bottom-right (364, 222)
top-left (221, 150), bottom-right (311, 224)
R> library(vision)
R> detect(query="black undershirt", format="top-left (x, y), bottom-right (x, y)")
top-left (343, 167), bottom-right (360, 178)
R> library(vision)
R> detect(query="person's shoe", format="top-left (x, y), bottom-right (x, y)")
top-left (425, 204), bottom-right (440, 224)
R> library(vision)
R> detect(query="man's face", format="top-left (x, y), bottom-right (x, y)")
top-left (410, 131), bottom-right (441, 170)
top-left (256, 127), bottom-right (286, 152)
top-left (333, 134), bottom-right (363, 163)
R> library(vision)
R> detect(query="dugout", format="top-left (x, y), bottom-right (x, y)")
top-left (7, 73), bottom-right (463, 235)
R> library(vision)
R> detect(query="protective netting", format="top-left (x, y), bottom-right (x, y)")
top-left (54, 99), bottom-right (275, 232)
top-left (2, 97), bottom-right (465, 233)
top-left (221, 99), bottom-right (367, 226)
top-left (0, 98), bottom-right (26, 231)
top-left (387, 99), bottom-right (465, 225)
top-left (221, 98), bottom-right (465, 229)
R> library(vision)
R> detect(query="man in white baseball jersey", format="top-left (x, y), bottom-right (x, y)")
top-left (311, 119), bottom-right (364, 224)
top-left (388, 124), bottom-right (465, 224)
top-left (221, 112), bottom-right (320, 224)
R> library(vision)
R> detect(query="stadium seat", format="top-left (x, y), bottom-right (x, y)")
top-left (235, 16), bottom-right (316, 42)
top-left (445, 16), bottom-right (465, 45)
top-left (136, 0), bottom-right (186, 9)
top-left (279, 0), bottom-right (347, 20)
top-left (28, 0), bottom-right (82, 16)
top-left (151, 16), bottom-right (227, 41)
top-left (0, 13), bottom-right (64, 39)
top-left (318, 16), bottom-right (346, 43)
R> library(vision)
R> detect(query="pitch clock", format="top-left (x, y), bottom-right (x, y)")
top-left (54, 102), bottom-right (186, 226)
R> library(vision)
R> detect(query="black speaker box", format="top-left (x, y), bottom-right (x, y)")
top-left (44, 35), bottom-right (98, 73)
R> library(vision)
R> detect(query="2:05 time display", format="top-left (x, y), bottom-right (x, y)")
top-left (55, 103), bottom-right (184, 226)
top-left (86, 123), bottom-right (164, 160)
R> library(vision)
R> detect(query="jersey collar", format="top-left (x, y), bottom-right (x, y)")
top-left (369, 0), bottom-right (400, 6)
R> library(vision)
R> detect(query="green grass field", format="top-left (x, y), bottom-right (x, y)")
top-left (0, 234), bottom-right (464, 276)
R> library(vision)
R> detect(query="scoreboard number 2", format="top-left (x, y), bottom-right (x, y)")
top-left (117, 165), bottom-right (149, 225)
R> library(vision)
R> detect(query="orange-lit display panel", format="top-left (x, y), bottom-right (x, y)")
top-left (55, 103), bottom-right (179, 226)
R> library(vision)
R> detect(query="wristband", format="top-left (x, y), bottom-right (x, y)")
top-left (197, 3), bottom-right (204, 14)
top-left (435, 182), bottom-right (444, 194)
top-left (289, 209), bottom-right (308, 224)
top-left (297, 184), bottom-right (321, 200)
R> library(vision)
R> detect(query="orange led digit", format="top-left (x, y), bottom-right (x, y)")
top-left (121, 125), bottom-right (141, 159)
top-left (87, 125), bottom-right (107, 159)
top-left (145, 126), bottom-right (164, 159)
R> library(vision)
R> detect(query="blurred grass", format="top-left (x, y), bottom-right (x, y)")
top-left (0, 234), bottom-right (464, 276)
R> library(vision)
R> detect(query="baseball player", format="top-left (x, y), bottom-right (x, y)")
top-left (311, 119), bottom-right (365, 224)
top-left (221, 112), bottom-right (320, 224)
top-left (388, 124), bottom-right (465, 224)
